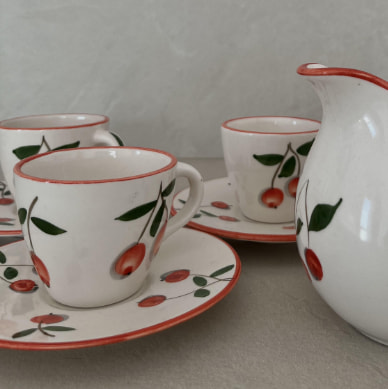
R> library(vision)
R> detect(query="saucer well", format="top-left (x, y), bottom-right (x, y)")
top-left (172, 177), bottom-right (296, 243)
top-left (0, 228), bottom-right (240, 350)
top-left (0, 180), bottom-right (22, 237)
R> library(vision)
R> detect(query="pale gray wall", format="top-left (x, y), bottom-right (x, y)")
top-left (2, 0), bottom-right (388, 157)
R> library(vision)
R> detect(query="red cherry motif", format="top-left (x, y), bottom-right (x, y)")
top-left (0, 198), bottom-right (14, 205)
top-left (164, 269), bottom-right (190, 283)
top-left (115, 243), bottom-right (146, 276)
top-left (30, 252), bottom-right (50, 287)
top-left (138, 295), bottom-right (166, 307)
top-left (30, 313), bottom-right (66, 324)
top-left (261, 188), bottom-right (284, 208)
top-left (218, 215), bottom-right (239, 222)
top-left (9, 279), bottom-right (38, 292)
top-left (288, 177), bottom-right (299, 198)
top-left (211, 201), bottom-right (230, 209)
top-left (304, 248), bottom-right (323, 281)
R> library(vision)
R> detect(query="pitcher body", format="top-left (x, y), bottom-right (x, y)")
top-left (296, 63), bottom-right (388, 344)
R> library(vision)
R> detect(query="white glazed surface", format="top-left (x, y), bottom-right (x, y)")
top-left (13, 147), bottom-right (203, 308)
top-left (296, 63), bottom-right (388, 345)
top-left (221, 117), bottom-right (318, 223)
top-left (0, 114), bottom-right (119, 195)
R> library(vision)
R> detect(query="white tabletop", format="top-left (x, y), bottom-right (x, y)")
top-left (1, 158), bottom-right (388, 389)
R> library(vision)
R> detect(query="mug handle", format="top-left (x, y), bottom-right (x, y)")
top-left (93, 129), bottom-right (124, 146)
top-left (164, 162), bottom-right (204, 239)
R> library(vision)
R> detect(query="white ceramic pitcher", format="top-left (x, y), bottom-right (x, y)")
top-left (296, 63), bottom-right (388, 345)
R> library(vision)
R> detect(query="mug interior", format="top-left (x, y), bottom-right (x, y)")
top-left (15, 147), bottom-right (176, 182)
top-left (0, 114), bottom-right (108, 130)
top-left (222, 116), bottom-right (319, 134)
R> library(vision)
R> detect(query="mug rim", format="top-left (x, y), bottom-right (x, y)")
top-left (0, 113), bottom-right (109, 130)
top-left (14, 146), bottom-right (177, 184)
top-left (221, 116), bottom-right (320, 135)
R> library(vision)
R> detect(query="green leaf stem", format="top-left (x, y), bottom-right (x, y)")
top-left (278, 156), bottom-right (296, 178)
top-left (162, 180), bottom-right (176, 198)
top-left (0, 251), bottom-right (6, 264)
top-left (308, 198), bottom-right (343, 232)
top-left (150, 201), bottom-right (165, 237)
top-left (18, 208), bottom-right (27, 225)
top-left (4, 267), bottom-right (18, 280)
top-left (115, 200), bottom-right (157, 221)
top-left (297, 139), bottom-right (315, 156)
top-left (210, 265), bottom-right (234, 278)
top-left (253, 154), bottom-right (283, 166)
top-left (12, 145), bottom-right (41, 160)
top-left (31, 217), bottom-right (67, 235)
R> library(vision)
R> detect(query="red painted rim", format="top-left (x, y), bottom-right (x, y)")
top-left (14, 146), bottom-right (177, 185)
top-left (0, 229), bottom-right (22, 237)
top-left (221, 116), bottom-right (320, 135)
top-left (171, 196), bottom-right (296, 243)
top-left (297, 63), bottom-right (388, 90)
top-left (0, 113), bottom-right (109, 130)
top-left (0, 233), bottom-right (241, 350)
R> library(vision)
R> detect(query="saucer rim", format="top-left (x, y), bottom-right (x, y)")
top-left (171, 177), bottom-right (296, 243)
top-left (0, 228), bottom-right (241, 350)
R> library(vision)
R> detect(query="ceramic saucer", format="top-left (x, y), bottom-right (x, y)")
top-left (0, 180), bottom-right (22, 237)
top-left (172, 177), bottom-right (296, 243)
top-left (0, 228), bottom-right (240, 350)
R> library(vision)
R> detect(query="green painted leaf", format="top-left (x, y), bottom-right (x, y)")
top-left (296, 218), bottom-right (303, 235)
top-left (0, 251), bottom-right (6, 264)
top-left (278, 156), bottom-right (296, 178)
top-left (297, 139), bottom-right (315, 156)
top-left (194, 289), bottom-right (211, 298)
top-left (110, 132), bottom-right (124, 146)
top-left (200, 210), bottom-right (217, 217)
top-left (52, 141), bottom-right (80, 151)
top-left (18, 208), bottom-right (27, 225)
top-left (308, 198), bottom-right (343, 232)
top-left (115, 200), bottom-right (157, 221)
top-left (12, 145), bottom-right (41, 160)
top-left (31, 217), bottom-right (67, 235)
top-left (43, 326), bottom-right (75, 331)
top-left (150, 201), bottom-right (165, 237)
top-left (193, 213), bottom-right (202, 218)
top-left (193, 276), bottom-right (207, 287)
top-left (162, 180), bottom-right (176, 198)
top-left (4, 190), bottom-right (11, 196)
top-left (4, 267), bottom-right (18, 280)
top-left (179, 199), bottom-right (186, 204)
top-left (253, 154), bottom-right (283, 166)
top-left (0, 222), bottom-right (13, 226)
top-left (210, 264), bottom-right (234, 278)
top-left (12, 328), bottom-right (37, 339)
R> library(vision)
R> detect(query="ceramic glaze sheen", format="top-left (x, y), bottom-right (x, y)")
top-left (296, 63), bottom-right (388, 345)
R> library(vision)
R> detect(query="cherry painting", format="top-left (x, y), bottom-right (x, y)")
top-left (0, 250), bottom-right (38, 293)
top-left (114, 179), bottom-right (176, 277)
top-left (138, 264), bottom-right (235, 307)
top-left (296, 179), bottom-right (342, 281)
top-left (18, 196), bottom-right (67, 287)
top-left (12, 313), bottom-right (75, 339)
top-left (253, 139), bottom-right (314, 208)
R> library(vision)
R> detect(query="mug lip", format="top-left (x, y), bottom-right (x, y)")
top-left (221, 116), bottom-right (320, 135)
top-left (0, 113), bottom-right (109, 130)
top-left (14, 146), bottom-right (177, 185)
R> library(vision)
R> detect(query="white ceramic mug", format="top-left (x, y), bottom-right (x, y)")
top-left (221, 116), bottom-right (319, 223)
top-left (13, 146), bottom-right (204, 308)
top-left (0, 113), bottom-right (122, 195)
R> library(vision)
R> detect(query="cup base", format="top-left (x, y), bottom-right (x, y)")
top-left (40, 277), bottom-right (149, 309)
